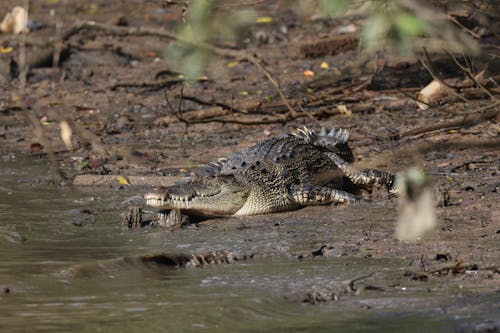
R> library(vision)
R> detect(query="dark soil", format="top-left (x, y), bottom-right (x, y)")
top-left (1, 0), bottom-right (499, 304)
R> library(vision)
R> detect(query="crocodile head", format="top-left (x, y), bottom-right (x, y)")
top-left (144, 175), bottom-right (249, 217)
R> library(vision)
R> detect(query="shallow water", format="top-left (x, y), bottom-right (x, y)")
top-left (0, 153), bottom-right (498, 332)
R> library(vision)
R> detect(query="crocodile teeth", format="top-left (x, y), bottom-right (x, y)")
top-left (144, 193), bottom-right (170, 206)
top-left (170, 194), bottom-right (194, 203)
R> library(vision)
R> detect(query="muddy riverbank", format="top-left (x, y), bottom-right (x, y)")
top-left (1, 0), bottom-right (499, 332)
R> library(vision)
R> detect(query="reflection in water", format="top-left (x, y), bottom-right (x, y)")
top-left (0, 155), bottom-right (498, 332)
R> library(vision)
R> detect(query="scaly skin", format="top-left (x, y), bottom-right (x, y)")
top-left (144, 127), bottom-right (395, 217)
top-left (144, 175), bottom-right (249, 217)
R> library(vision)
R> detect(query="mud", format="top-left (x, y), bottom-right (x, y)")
top-left (0, 0), bottom-right (499, 331)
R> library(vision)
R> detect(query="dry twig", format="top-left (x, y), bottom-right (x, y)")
top-left (418, 49), bottom-right (470, 104)
top-left (446, 52), bottom-right (497, 101)
top-left (393, 100), bottom-right (500, 139)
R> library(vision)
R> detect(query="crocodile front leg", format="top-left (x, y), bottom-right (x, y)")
top-left (156, 209), bottom-right (186, 228)
top-left (326, 152), bottom-right (396, 192)
top-left (291, 184), bottom-right (357, 206)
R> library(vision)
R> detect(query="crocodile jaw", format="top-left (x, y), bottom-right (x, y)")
top-left (144, 176), bottom-right (249, 217)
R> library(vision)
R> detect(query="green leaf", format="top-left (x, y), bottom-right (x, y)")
top-left (395, 13), bottom-right (424, 37)
top-left (320, 0), bottom-right (348, 17)
top-left (361, 13), bottom-right (390, 50)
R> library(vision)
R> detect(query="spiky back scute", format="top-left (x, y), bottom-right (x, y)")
top-left (291, 126), bottom-right (349, 146)
top-left (291, 126), bottom-right (354, 163)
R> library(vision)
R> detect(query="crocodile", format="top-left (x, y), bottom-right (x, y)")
top-left (141, 127), bottom-right (395, 224)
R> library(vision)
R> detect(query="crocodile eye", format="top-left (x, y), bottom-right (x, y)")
top-left (241, 162), bottom-right (247, 167)
top-left (255, 161), bottom-right (260, 166)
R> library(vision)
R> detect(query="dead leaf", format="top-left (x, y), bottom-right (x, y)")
top-left (256, 16), bottom-right (272, 23)
top-left (30, 142), bottom-right (43, 154)
top-left (0, 46), bottom-right (13, 53)
top-left (117, 176), bottom-right (130, 186)
top-left (59, 120), bottom-right (73, 150)
top-left (0, 6), bottom-right (29, 34)
top-left (303, 70), bottom-right (314, 77)
top-left (337, 105), bottom-right (352, 117)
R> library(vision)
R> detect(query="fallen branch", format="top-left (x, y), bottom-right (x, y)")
top-left (461, 87), bottom-right (500, 100)
top-left (446, 52), bottom-right (497, 101)
top-left (110, 78), bottom-right (186, 90)
top-left (180, 94), bottom-right (247, 115)
top-left (393, 100), bottom-right (500, 139)
top-left (154, 102), bottom-right (375, 126)
top-left (154, 106), bottom-right (229, 125)
top-left (359, 137), bottom-right (500, 171)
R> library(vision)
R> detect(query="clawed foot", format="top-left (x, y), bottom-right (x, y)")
top-left (123, 206), bottom-right (144, 228)
top-left (155, 209), bottom-right (188, 228)
top-left (123, 207), bottom-right (188, 229)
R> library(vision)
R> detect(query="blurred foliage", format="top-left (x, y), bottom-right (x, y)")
top-left (164, 0), bottom-right (255, 79)
top-left (319, 0), bottom-right (349, 16)
top-left (359, 1), bottom-right (426, 55)
top-left (164, 0), bottom-right (477, 78)
top-left (320, 0), bottom-right (475, 55)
